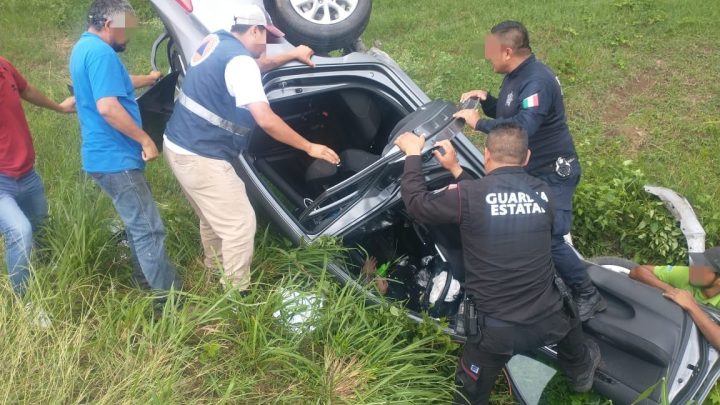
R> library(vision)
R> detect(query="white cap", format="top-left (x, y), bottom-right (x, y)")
top-left (233, 4), bottom-right (284, 38)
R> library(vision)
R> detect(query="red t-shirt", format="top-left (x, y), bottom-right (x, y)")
top-left (0, 57), bottom-right (34, 177)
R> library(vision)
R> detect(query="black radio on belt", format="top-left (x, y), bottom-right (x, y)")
top-left (464, 296), bottom-right (479, 336)
top-left (555, 156), bottom-right (576, 178)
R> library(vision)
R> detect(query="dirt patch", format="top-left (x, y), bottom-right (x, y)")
top-left (601, 63), bottom-right (663, 154)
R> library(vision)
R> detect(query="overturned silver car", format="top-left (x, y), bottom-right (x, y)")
top-left (137, 1), bottom-right (720, 403)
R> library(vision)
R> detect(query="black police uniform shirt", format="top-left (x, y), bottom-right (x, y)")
top-left (401, 155), bottom-right (563, 324)
top-left (474, 54), bottom-right (577, 175)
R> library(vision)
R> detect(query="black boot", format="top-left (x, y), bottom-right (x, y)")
top-left (569, 340), bottom-right (602, 392)
top-left (572, 278), bottom-right (607, 322)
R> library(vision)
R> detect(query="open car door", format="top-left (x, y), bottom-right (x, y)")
top-left (507, 260), bottom-right (720, 404)
top-left (136, 71), bottom-right (180, 150)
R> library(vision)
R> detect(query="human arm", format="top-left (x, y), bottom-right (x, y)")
top-left (96, 97), bottom-right (158, 161)
top-left (480, 93), bottom-right (498, 118)
top-left (395, 133), bottom-right (462, 225)
top-left (663, 288), bottom-right (720, 350)
top-left (227, 55), bottom-right (338, 164)
top-left (20, 84), bottom-right (75, 113)
top-left (629, 265), bottom-right (675, 293)
top-left (256, 45), bottom-right (315, 72)
top-left (460, 89), bottom-right (497, 119)
top-left (432, 139), bottom-right (465, 179)
top-left (247, 101), bottom-right (339, 164)
top-left (474, 82), bottom-right (550, 137)
top-left (130, 70), bottom-right (162, 89)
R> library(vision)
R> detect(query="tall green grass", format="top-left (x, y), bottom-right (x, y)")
top-left (1, 1), bottom-right (460, 403)
top-left (2, 235), bottom-right (459, 403)
top-left (2, 0), bottom-right (720, 403)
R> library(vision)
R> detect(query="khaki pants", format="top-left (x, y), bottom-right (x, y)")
top-left (164, 146), bottom-right (256, 290)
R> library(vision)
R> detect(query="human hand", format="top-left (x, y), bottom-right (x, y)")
top-left (460, 89), bottom-right (488, 103)
top-left (375, 277), bottom-right (389, 295)
top-left (433, 139), bottom-right (462, 177)
top-left (360, 255), bottom-right (388, 295)
top-left (59, 96), bottom-right (76, 114)
top-left (307, 143), bottom-right (340, 165)
top-left (663, 288), bottom-right (697, 311)
top-left (394, 133), bottom-right (425, 156)
top-left (293, 45), bottom-right (315, 67)
top-left (141, 138), bottom-right (159, 161)
top-left (149, 70), bottom-right (163, 82)
top-left (453, 109), bottom-right (481, 129)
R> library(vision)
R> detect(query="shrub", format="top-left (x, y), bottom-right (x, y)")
top-left (573, 159), bottom-right (687, 264)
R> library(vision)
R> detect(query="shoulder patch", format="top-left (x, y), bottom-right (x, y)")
top-left (191, 34), bottom-right (220, 66)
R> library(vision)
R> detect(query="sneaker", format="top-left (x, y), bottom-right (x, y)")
top-left (24, 303), bottom-right (52, 329)
top-left (570, 340), bottom-right (601, 392)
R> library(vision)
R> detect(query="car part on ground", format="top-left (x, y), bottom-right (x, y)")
top-left (644, 185), bottom-right (706, 262)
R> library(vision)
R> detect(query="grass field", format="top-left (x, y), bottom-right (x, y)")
top-left (1, 0), bottom-right (719, 403)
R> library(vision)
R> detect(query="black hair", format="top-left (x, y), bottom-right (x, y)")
top-left (486, 122), bottom-right (529, 164)
top-left (87, 0), bottom-right (132, 30)
top-left (230, 24), bottom-right (266, 34)
top-left (490, 20), bottom-right (531, 53)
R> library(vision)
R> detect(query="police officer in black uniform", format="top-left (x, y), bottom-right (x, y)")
top-left (394, 123), bottom-right (601, 405)
top-left (454, 21), bottom-right (605, 321)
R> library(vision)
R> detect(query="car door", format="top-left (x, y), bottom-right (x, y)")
top-left (506, 262), bottom-right (720, 404)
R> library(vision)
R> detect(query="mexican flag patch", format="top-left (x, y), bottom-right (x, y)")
top-left (522, 93), bottom-right (540, 109)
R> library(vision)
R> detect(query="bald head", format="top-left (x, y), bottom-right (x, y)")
top-left (490, 20), bottom-right (531, 56)
top-left (486, 123), bottom-right (529, 165)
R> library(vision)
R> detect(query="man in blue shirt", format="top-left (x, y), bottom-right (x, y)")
top-left (454, 21), bottom-right (605, 321)
top-left (69, 0), bottom-right (181, 295)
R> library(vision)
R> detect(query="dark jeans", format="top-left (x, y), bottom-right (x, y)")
top-left (453, 310), bottom-right (590, 405)
top-left (89, 170), bottom-right (181, 292)
top-left (534, 160), bottom-right (589, 286)
top-left (0, 169), bottom-right (48, 296)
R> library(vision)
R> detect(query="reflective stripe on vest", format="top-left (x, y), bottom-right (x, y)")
top-left (177, 90), bottom-right (250, 137)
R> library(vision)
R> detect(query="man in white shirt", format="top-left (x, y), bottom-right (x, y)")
top-left (163, 4), bottom-right (339, 293)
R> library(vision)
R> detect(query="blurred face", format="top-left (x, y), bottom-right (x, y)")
top-left (245, 25), bottom-right (267, 58)
top-left (689, 265), bottom-right (719, 288)
top-left (484, 34), bottom-right (512, 74)
top-left (107, 12), bottom-right (138, 53)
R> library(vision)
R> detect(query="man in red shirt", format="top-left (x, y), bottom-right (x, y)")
top-left (0, 56), bottom-right (75, 297)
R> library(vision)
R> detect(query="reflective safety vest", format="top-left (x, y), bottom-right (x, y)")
top-left (165, 30), bottom-right (256, 161)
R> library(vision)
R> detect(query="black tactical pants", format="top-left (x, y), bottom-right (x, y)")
top-left (453, 310), bottom-right (590, 405)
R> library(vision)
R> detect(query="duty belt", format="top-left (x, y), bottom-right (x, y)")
top-left (177, 91), bottom-right (250, 137)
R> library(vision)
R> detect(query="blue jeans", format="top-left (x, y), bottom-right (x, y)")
top-left (534, 160), bottom-right (589, 287)
top-left (0, 169), bottom-right (48, 296)
top-left (90, 170), bottom-right (181, 292)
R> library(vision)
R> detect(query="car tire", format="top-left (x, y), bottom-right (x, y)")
top-left (266, 0), bottom-right (372, 53)
top-left (588, 256), bottom-right (640, 273)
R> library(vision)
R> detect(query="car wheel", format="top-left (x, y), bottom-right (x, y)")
top-left (588, 256), bottom-right (640, 275)
top-left (267, 0), bottom-right (372, 53)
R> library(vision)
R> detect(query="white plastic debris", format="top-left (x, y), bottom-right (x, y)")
top-left (272, 288), bottom-right (323, 332)
top-left (428, 272), bottom-right (462, 304)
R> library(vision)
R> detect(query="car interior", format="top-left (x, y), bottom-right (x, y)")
top-left (246, 87), bottom-right (407, 214)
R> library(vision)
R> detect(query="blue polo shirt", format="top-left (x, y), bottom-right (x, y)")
top-left (69, 32), bottom-right (144, 173)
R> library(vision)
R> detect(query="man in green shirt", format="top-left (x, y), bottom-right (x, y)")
top-left (629, 247), bottom-right (720, 349)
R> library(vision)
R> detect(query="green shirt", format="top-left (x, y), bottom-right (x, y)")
top-left (653, 265), bottom-right (720, 308)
